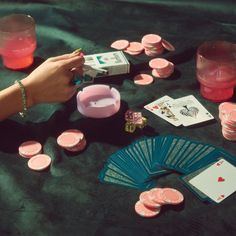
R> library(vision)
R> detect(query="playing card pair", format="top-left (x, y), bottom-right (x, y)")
top-left (144, 95), bottom-right (214, 126)
top-left (98, 135), bottom-right (236, 203)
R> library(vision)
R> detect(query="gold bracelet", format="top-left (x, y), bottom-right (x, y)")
top-left (15, 80), bottom-right (27, 117)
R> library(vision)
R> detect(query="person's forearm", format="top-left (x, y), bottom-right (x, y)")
top-left (0, 81), bottom-right (31, 121)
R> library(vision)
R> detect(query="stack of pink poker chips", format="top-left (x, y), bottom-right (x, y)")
top-left (110, 34), bottom-right (175, 57)
top-left (219, 102), bottom-right (236, 141)
top-left (57, 129), bottom-right (87, 152)
top-left (149, 58), bottom-right (174, 78)
top-left (141, 34), bottom-right (164, 57)
top-left (134, 187), bottom-right (184, 218)
top-left (18, 140), bottom-right (52, 171)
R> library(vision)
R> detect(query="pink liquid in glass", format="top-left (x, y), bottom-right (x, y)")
top-left (196, 41), bottom-right (236, 102)
top-left (197, 66), bottom-right (235, 102)
top-left (1, 37), bottom-right (36, 69)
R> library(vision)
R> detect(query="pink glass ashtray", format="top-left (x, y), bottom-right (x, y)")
top-left (76, 84), bottom-right (121, 118)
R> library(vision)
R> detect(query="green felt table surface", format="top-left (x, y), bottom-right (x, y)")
top-left (0, 0), bottom-right (236, 235)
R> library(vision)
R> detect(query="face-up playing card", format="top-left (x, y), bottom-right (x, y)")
top-left (165, 95), bottom-right (214, 126)
top-left (189, 158), bottom-right (236, 203)
top-left (180, 162), bottom-right (215, 202)
top-left (144, 96), bottom-right (182, 126)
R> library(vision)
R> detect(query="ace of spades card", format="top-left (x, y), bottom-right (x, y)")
top-left (165, 95), bottom-right (214, 126)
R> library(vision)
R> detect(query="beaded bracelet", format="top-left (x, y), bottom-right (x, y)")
top-left (15, 80), bottom-right (27, 117)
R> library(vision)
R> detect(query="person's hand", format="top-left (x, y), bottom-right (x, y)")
top-left (22, 51), bottom-right (84, 107)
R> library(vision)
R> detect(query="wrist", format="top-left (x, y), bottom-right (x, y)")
top-left (21, 77), bottom-right (35, 108)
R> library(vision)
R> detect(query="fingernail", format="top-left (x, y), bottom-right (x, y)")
top-left (72, 48), bottom-right (82, 55)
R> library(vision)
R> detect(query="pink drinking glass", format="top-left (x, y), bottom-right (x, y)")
top-left (0, 14), bottom-right (36, 70)
top-left (196, 41), bottom-right (236, 102)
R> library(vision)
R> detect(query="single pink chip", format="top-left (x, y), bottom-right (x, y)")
top-left (134, 201), bottom-right (161, 218)
top-left (160, 188), bottom-right (184, 205)
top-left (149, 58), bottom-right (169, 70)
top-left (19, 141), bottom-right (42, 158)
top-left (161, 39), bottom-right (175, 51)
top-left (149, 188), bottom-right (166, 205)
top-left (125, 42), bottom-right (144, 52)
top-left (134, 74), bottom-right (154, 85)
top-left (219, 102), bottom-right (236, 112)
top-left (139, 191), bottom-right (161, 209)
top-left (28, 154), bottom-right (51, 171)
top-left (110, 40), bottom-right (129, 50)
top-left (57, 129), bottom-right (84, 148)
top-left (142, 34), bottom-right (162, 45)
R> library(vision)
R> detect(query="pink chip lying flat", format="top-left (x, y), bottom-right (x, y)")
top-left (134, 74), bottom-right (154, 85)
top-left (135, 201), bottom-right (161, 218)
top-left (160, 188), bottom-right (184, 205)
top-left (110, 40), bottom-right (129, 50)
top-left (28, 154), bottom-right (51, 171)
top-left (162, 39), bottom-right (175, 51)
top-left (57, 129), bottom-right (84, 148)
top-left (126, 42), bottom-right (144, 52)
top-left (19, 141), bottom-right (42, 158)
top-left (139, 191), bottom-right (161, 209)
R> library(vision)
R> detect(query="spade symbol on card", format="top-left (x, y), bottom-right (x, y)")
top-left (218, 177), bottom-right (225, 182)
top-left (180, 106), bottom-right (199, 118)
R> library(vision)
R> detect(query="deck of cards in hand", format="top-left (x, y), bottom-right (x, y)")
top-left (98, 135), bottom-right (236, 203)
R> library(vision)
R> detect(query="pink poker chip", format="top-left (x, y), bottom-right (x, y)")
top-left (219, 102), bottom-right (236, 112)
top-left (161, 39), bottom-right (175, 51)
top-left (160, 188), bottom-right (184, 205)
top-left (223, 110), bottom-right (236, 126)
top-left (149, 188), bottom-right (166, 205)
top-left (145, 48), bottom-right (164, 57)
top-left (110, 40), bottom-right (129, 50)
top-left (134, 200), bottom-right (161, 218)
top-left (149, 58), bottom-right (169, 70)
top-left (152, 69), bottom-right (173, 79)
top-left (27, 154), bottom-right (51, 171)
top-left (142, 34), bottom-right (162, 46)
top-left (57, 129), bottom-right (84, 149)
top-left (134, 74), bottom-right (154, 85)
top-left (222, 130), bottom-right (236, 141)
top-left (19, 141), bottom-right (42, 158)
top-left (65, 139), bottom-right (87, 152)
top-left (125, 42), bottom-right (144, 52)
top-left (221, 120), bottom-right (236, 130)
top-left (139, 191), bottom-right (161, 209)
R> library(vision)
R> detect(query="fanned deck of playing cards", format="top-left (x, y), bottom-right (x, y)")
top-left (98, 135), bottom-right (236, 203)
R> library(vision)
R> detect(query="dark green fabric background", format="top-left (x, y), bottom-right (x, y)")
top-left (0, 0), bottom-right (236, 235)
